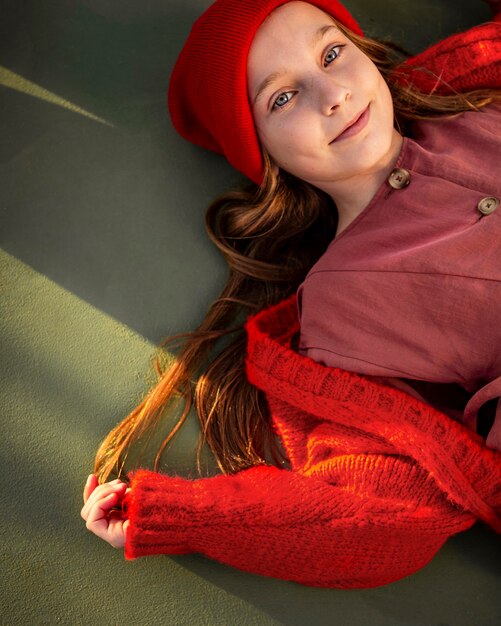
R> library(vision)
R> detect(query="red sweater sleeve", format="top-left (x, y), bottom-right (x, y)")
top-left (124, 463), bottom-right (474, 589)
top-left (394, 21), bottom-right (501, 93)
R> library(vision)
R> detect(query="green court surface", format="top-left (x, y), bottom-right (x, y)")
top-left (1, 1), bottom-right (500, 624)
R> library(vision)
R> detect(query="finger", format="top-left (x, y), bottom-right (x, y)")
top-left (107, 518), bottom-right (128, 549)
top-left (82, 480), bottom-right (125, 512)
top-left (83, 474), bottom-right (98, 503)
top-left (81, 482), bottom-right (125, 520)
top-left (82, 483), bottom-right (113, 519)
top-left (86, 493), bottom-right (128, 548)
top-left (81, 482), bottom-right (126, 520)
top-left (85, 491), bottom-right (120, 537)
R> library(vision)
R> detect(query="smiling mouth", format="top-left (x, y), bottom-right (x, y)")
top-left (330, 105), bottom-right (370, 143)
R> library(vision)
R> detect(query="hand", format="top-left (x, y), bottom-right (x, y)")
top-left (81, 474), bottom-right (130, 549)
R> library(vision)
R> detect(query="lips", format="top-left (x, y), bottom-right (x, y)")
top-left (330, 105), bottom-right (370, 143)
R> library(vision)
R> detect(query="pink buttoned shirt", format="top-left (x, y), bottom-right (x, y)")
top-left (298, 103), bottom-right (501, 450)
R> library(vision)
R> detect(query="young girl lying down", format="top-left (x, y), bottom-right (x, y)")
top-left (81, 0), bottom-right (501, 588)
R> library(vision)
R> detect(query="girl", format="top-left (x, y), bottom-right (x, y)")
top-left (82, 0), bottom-right (501, 588)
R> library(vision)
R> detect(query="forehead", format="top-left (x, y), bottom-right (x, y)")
top-left (255, 1), bottom-right (336, 42)
top-left (247, 2), bottom-right (342, 94)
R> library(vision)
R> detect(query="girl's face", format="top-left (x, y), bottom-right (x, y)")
top-left (247, 1), bottom-right (400, 189)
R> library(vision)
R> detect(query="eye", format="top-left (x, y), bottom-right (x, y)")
top-left (272, 91), bottom-right (295, 110)
top-left (323, 45), bottom-right (343, 67)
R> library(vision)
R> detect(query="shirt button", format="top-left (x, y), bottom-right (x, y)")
top-left (388, 168), bottom-right (411, 189)
top-left (477, 196), bottom-right (500, 216)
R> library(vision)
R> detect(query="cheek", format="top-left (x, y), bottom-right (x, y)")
top-left (258, 113), bottom-right (315, 164)
top-left (257, 126), bottom-right (296, 166)
top-left (380, 82), bottom-right (396, 127)
top-left (376, 72), bottom-right (392, 107)
top-left (357, 56), bottom-right (388, 100)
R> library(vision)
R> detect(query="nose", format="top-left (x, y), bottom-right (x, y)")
top-left (316, 76), bottom-right (351, 115)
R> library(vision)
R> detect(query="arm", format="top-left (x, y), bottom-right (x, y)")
top-left (121, 464), bottom-right (474, 589)
top-left (82, 391), bottom-right (501, 590)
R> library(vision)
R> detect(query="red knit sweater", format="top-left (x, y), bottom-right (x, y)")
top-left (124, 21), bottom-right (501, 588)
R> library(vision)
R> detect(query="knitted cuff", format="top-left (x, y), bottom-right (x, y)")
top-left (124, 470), bottom-right (199, 560)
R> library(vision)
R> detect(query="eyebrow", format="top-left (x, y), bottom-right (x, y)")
top-left (252, 24), bottom-right (337, 105)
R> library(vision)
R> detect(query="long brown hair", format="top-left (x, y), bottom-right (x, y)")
top-left (94, 22), bottom-right (500, 482)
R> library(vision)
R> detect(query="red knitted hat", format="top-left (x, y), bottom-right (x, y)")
top-left (168, 0), bottom-right (363, 184)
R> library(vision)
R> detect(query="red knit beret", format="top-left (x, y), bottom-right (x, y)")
top-left (168, 0), bottom-right (363, 184)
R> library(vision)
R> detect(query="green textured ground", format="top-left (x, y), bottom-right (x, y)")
top-left (1, 1), bottom-right (500, 624)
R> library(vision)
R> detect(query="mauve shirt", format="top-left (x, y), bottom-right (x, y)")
top-left (298, 103), bottom-right (501, 451)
